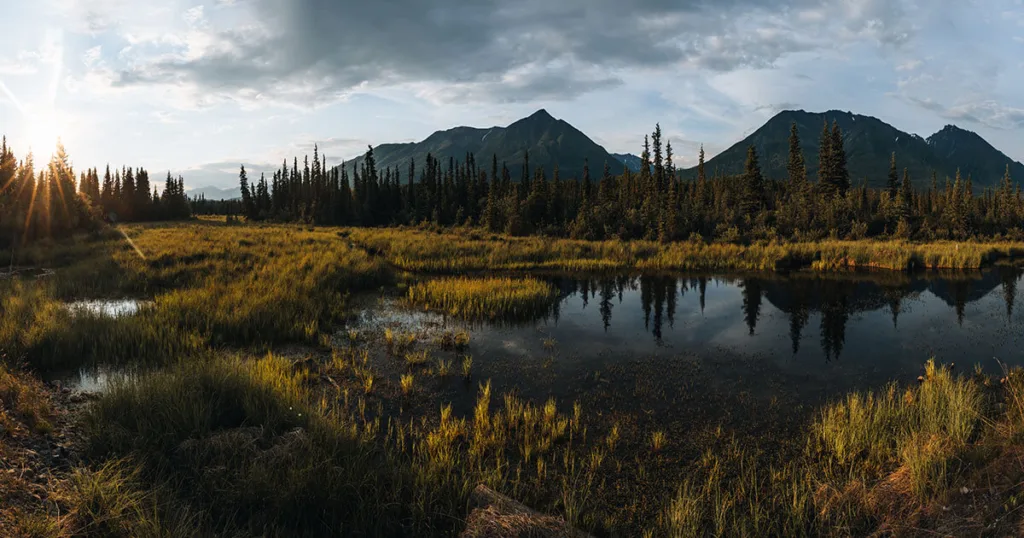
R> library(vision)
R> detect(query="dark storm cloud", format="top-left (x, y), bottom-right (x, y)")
top-left (110, 0), bottom-right (913, 104)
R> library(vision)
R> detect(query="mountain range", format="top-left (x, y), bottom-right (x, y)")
top-left (190, 108), bottom-right (1023, 198)
top-left (681, 110), bottom-right (1024, 189)
top-left (340, 109), bottom-right (622, 181)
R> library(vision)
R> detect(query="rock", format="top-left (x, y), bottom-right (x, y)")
top-left (460, 484), bottom-right (593, 538)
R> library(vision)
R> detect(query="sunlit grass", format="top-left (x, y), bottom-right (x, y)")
top-left (408, 277), bottom-right (556, 321)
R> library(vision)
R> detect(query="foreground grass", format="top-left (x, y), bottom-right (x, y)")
top-left (38, 354), bottom-right (1022, 537)
top-left (81, 355), bottom-right (603, 536)
top-left (408, 276), bottom-right (557, 321)
top-left (656, 360), bottom-right (1017, 537)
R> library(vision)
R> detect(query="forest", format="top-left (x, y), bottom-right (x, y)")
top-left (0, 137), bottom-right (190, 249)
top-left (189, 121), bottom-right (1020, 243)
top-left (3, 121), bottom-right (1020, 249)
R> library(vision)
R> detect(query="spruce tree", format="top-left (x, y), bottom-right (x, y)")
top-left (787, 122), bottom-right (806, 187)
top-left (817, 120), bottom-right (833, 195)
top-left (831, 121), bottom-right (849, 197)
top-left (740, 145), bottom-right (764, 219)
top-left (899, 167), bottom-right (913, 219)
top-left (239, 164), bottom-right (254, 220)
top-left (887, 152), bottom-right (899, 199)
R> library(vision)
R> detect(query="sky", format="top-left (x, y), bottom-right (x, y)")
top-left (1, 0), bottom-right (1023, 190)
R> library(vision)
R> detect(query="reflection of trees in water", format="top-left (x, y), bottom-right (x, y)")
top-left (1001, 266), bottom-right (1020, 321)
top-left (788, 285), bottom-right (810, 355)
top-left (818, 282), bottom-right (852, 361)
top-left (951, 280), bottom-right (970, 326)
top-left (549, 268), bottom-right (1018, 361)
top-left (599, 280), bottom-right (614, 332)
top-left (698, 277), bottom-right (707, 314)
top-left (741, 279), bottom-right (763, 336)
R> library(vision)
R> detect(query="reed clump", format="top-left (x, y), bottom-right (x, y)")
top-left (408, 277), bottom-right (556, 321)
top-left (652, 359), bottom-right (995, 537)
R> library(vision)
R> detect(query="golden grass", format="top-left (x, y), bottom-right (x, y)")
top-left (408, 277), bottom-right (556, 321)
top-left (348, 227), bottom-right (1024, 273)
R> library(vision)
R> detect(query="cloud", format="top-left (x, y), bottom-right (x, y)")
top-left (95, 0), bottom-right (920, 108)
top-left (906, 97), bottom-right (1024, 130)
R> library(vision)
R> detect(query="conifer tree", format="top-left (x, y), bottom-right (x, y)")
top-left (831, 121), bottom-right (849, 197)
top-left (817, 119), bottom-right (833, 198)
top-left (887, 152), bottom-right (899, 199)
top-left (239, 164), bottom-right (254, 220)
top-left (787, 122), bottom-right (806, 188)
top-left (740, 145), bottom-right (764, 219)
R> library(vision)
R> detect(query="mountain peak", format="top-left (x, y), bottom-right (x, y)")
top-left (527, 109), bottom-right (554, 121)
top-left (339, 110), bottom-right (616, 181)
top-left (685, 109), bottom-right (1023, 189)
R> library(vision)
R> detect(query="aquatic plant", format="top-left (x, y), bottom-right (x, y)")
top-left (400, 373), bottom-right (415, 396)
top-left (651, 431), bottom-right (666, 452)
top-left (461, 355), bottom-right (473, 380)
top-left (405, 350), bottom-right (430, 368)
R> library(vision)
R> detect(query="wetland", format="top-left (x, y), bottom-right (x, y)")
top-left (6, 222), bottom-right (1024, 537)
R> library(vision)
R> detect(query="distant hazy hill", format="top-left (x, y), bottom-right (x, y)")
top-left (682, 110), bottom-right (1024, 189)
top-left (341, 110), bottom-right (621, 180)
top-left (187, 185), bottom-right (241, 200)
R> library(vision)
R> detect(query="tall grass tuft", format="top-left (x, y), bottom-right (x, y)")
top-left (408, 277), bottom-right (556, 321)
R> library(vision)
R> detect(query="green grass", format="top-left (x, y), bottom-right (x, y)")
top-left (408, 276), bottom-right (556, 321)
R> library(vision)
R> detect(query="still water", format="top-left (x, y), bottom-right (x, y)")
top-left (365, 266), bottom-right (1024, 406)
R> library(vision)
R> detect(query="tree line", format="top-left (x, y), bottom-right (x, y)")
top-left (0, 137), bottom-right (191, 249)
top-left (226, 122), bottom-right (1022, 241)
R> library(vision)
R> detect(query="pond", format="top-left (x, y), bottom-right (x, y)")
top-left (66, 299), bottom-right (150, 318)
top-left (358, 266), bottom-right (1024, 420)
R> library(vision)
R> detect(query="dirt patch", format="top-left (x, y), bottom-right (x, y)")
top-left (0, 374), bottom-right (87, 536)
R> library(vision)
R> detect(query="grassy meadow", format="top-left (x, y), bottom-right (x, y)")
top-left (3, 220), bottom-right (1024, 536)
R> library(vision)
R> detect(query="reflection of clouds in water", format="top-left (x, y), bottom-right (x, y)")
top-left (501, 339), bottom-right (530, 357)
top-left (358, 269), bottom-right (1024, 397)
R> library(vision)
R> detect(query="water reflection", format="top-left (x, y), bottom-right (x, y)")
top-left (66, 299), bottom-right (149, 318)
top-left (533, 266), bottom-right (1024, 363)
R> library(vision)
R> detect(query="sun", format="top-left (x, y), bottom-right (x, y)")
top-left (26, 110), bottom-right (64, 158)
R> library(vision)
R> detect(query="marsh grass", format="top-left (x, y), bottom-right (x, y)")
top-left (404, 350), bottom-right (430, 368)
top-left (349, 227), bottom-right (1024, 274)
top-left (79, 357), bottom-right (609, 536)
top-left (400, 373), bottom-right (415, 395)
top-left (651, 431), bottom-right (666, 452)
top-left (0, 362), bottom-right (54, 435)
top-left (435, 330), bottom-right (470, 351)
top-left (653, 359), bottom-right (992, 537)
top-left (408, 277), bottom-right (556, 321)
top-left (0, 224), bottom-right (390, 372)
top-left (9, 222), bottom-right (1024, 537)
top-left (813, 359), bottom-right (981, 500)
